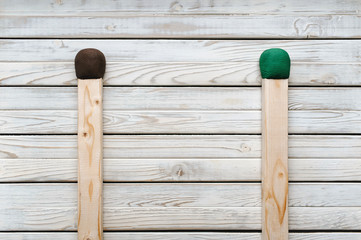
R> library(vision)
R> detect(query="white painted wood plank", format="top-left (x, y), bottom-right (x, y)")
top-left (2, 158), bottom-right (361, 182)
top-left (0, 110), bottom-right (360, 134)
top-left (2, 183), bottom-right (360, 208)
top-left (1, 87), bottom-right (360, 111)
top-left (1, 232), bottom-right (361, 240)
top-left (1, 206), bottom-right (360, 231)
top-left (0, 135), bottom-right (358, 159)
top-left (1, 62), bottom-right (359, 86)
top-left (1, 184), bottom-right (361, 230)
top-left (0, 87), bottom-right (261, 110)
top-left (1, 0), bottom-right (359, 15)
top-left (0, 40), bottom-right (359, 62)
top-left (1, 15), bottom-right (360, 38)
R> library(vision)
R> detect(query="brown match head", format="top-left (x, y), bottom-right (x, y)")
top-left (75, 48), bottom-right (106, 79)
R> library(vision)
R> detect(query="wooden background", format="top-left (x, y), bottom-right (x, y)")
top-left (0, 0), bottom-right (361, 239)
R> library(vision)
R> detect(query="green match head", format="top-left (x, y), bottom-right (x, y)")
top-left (259, 48), bottom-right (290, 79)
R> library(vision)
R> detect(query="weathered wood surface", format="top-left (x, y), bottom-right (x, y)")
top-left (1, 40), bottom-right (359, 62)
top-left (0, 183), bottom-right (361, 231)
top-left (1, 135), bottom-right (359, 159)
top-left (77, 79), bottom-right (103, 240)
top-left (1, 135), bottom-right (360, 182)
top-left (2, 158), bottom-right (361, 182)
top-left (1, 62), bottom-right (360, 86)
top-left (1, 15), bottom-right (360, 38)
top-left (0, 109), bottom-right (359, 134)
top-left (1, 0), bottom-right (360, 237)
top-left (1, 206), bottom-right (359, 230)
top-left (1, 40), bottom-right (359, 88)
top-left (1, 158), bottom-right (360, 183)
top-left (0, 87), bottom-right (359, 133)
top-left (0, 233), bottom-right (361, 240)
top-left (262, 79), bottom-right (289, 239)
top-left (1, 87), bottom-right (360, 110)
top-left (3, 183), bottom-right (360, 207)
top-left (1, 0), bottom-right (359, 15)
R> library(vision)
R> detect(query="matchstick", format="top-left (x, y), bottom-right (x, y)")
top-left (260, 48), bottom-right (290, 240)
top-left (75, 48), bottom-right (106, 240)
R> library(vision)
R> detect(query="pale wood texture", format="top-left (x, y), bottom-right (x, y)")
top-left (1, 15), bottom-right (360, 38)
top-left (1, 40), bottom-right (359, 86)
top-left (1, 62), bottom-right (360, 86)
top-left (0, 206), bottom-right (358, 230)
top-left (1, 40), bottom-right (359, 62)
top-left (1, 0), bottom-right (361, 237)
top-left (1, 0), bottom-right (359, 15)
top-left (1, 87), bottom-right (360, 110)
top-left (2, 183), bottom-right (361, 208)
top-left (262, 79), bottom-right (289, 239)
top-left (1, 110), bottom-right (359, 134)
top-left (1, 135), bottom-right (359, 159)
top-left (1, 135), bottom-right (360, 182)
top-left (2, 158), bottom-right (361, 182)
top-left (0, 232), bottom-right (361, 240)
top-left (77, 79), bottom-right (103, 240)
top-left (1, 183), bottom-right (361, 231)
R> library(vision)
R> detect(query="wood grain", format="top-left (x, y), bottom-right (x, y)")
top-left (1, 158), bottom-right (361, 182)
top-left (1, 87), bottom-right (360, 111)
top-left (262, 79), bottom-right (289, 239)
top-left (2, 0), bottom-right (359, 15)
top-left (1, 62), bottom-right (360, 86)
top-left (1, 183), bottom-right (361, 230)
top-left (0, 232), bottom-right (360, 240)
top-left (1, 0), bottom-right (360, 237)
top-left (1, 135), bottom-right (359, 159)
top-left (1, 206), bottom-right (359, 231)
top-left (0, 40), bottom-right (359, 63)
top-left (0, 109), bottom-right (359, 134)
top-left (1, 135), bottom-right (360, 182)
top-left (2, 183), bottom-right (360, 208)
top-left (1, 15), bottom-right (360, 38)
top-left (77, 79), bottom-right (103, 240)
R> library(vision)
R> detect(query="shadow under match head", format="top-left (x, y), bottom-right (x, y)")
top-left (259, 48), bottom-right (290, 79)
top-left (75, 48), bottom-right (106, 79)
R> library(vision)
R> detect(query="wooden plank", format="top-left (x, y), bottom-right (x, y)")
top-left (1, 158), bottom-right (361, 182)
top-left (1, 15), bottom-right (360, 38)
top-left (1, 87), bottom-right (360, 111)
top-left (0, 109), bottom-right (360, 134)
top-left (262, 79), bottom-right (289, 239)
top-left (1, 183), bottom-right (360, 231)
top-left (1, 232), bottom-right (361, 240)
top-left (0, 40), bottom-right (359, 63)
top-left (1, 134), bottom-right (359, 181)
top-left (2, 183), bottom-right (360, 208)
top-left (1, 62), bottom-right (360, 86)
top-left (77, 79), bottom-right (103, 240)
top-left (0, 87), bottom-right (261, 110)
top-left (1, 0), bottom-right (359, 15)
top-left (0, 205), bottom-right (360, 230)
top-left (0, 135), bottom-right (358, 159)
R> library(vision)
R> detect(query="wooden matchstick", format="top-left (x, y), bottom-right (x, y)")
top-left (260, 48), bottom-right (290, 240)
top-left (75, 48), bottom-right (106, 240)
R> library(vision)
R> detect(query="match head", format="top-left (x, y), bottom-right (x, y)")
top-left (259, 48), bottom-right (290, 79)
top-left (75, 48), bottom-right (106, 79)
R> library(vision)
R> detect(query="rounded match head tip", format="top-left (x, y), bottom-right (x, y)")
top-left (259, 48), bottom-right (290, 79)
top-left (75, 48), bottom-right (106, 79)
